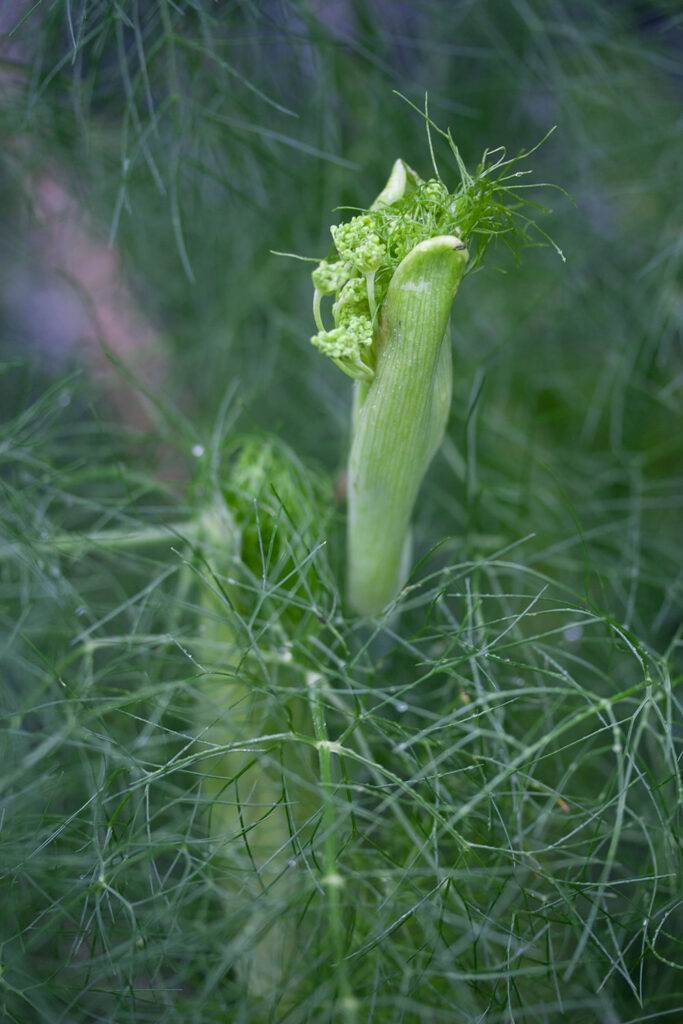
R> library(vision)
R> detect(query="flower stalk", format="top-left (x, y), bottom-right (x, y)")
top-left (347, 234), bottom-right (467, 614)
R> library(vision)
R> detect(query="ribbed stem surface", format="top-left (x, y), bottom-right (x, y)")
top-left (347, 235), bottom-right (468, 615)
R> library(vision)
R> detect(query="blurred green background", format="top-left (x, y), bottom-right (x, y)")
top-left (1, 0), bottom-right (680, 644)
top-left (1, 3), bottom-right (681, 1022)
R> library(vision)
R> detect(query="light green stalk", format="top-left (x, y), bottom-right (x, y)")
top-left (347, 236), bottom-right (467, 614)
top-left (191, 439), bottom-right (330, 1005)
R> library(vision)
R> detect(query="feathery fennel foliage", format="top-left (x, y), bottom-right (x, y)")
top-left (1, 361), bottom-right (681, 1022)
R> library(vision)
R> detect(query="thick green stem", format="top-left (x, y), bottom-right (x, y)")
top-left (347, 236), bottom-right (468, 615)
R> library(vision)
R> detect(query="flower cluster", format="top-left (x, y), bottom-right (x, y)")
top-left (310, 216), bottom-right (384, 381)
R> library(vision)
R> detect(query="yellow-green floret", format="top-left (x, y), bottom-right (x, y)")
top-left (332, 277), bottom-right (371, 324)
top-left (311, 259), bottom-right (351, 295)
top-left (311, 315), bottom-right (374, 382)
top-left (331, 215), bottom-right (386, 273)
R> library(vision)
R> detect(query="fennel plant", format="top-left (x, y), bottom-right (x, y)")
top-left (2, 4), bottom-right (681, 1022)
top-left (310, 119), bottom-right (565, 614)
